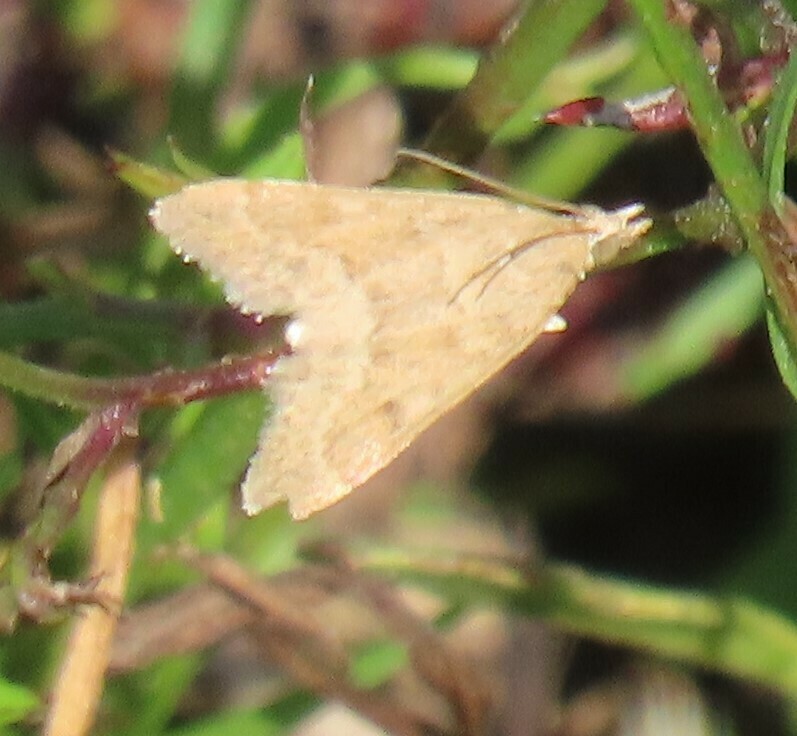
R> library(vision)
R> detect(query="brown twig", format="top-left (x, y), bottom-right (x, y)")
top-left (1, 347), bottom-right (284, 630)
top-left (173, 549), bottom-right (481, 736)
top-left (42, 457), bottom-right (140, 736)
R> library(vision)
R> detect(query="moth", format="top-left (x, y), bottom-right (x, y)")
top-left (151, 177), bottom-right (650, 519)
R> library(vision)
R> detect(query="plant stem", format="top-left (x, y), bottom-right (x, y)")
top-left (628, 0), bottom-right (797, 354)
top-left (421, 0), bottom-right (609, 164)
top-left (360, 549), bottom-right (797, 697)
top-left (0, 351), bottom-right (281, 411)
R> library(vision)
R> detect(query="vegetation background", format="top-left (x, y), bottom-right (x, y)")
top-left (2, 0), bottom-right (797, 734)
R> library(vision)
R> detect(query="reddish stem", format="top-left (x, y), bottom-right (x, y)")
top-left (543, 50), bottom-right (788, 133)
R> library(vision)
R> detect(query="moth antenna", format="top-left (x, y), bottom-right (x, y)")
top-left (449, 226), bottom-right (596, 305)
top-left (396, 148), bottom-right (583, 215)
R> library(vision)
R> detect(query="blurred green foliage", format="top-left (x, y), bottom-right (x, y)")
top-left (1, 1), bottom-right (797, 734)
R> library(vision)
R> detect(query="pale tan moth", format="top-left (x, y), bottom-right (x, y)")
top-left (151, 172), bottom-right (649, 519)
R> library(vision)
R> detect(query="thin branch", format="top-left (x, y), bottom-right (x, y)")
top-left (43, 458), bottom-right (140, 736)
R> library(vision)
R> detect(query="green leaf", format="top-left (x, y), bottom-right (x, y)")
top-left (225, 62), bottom-right (382, 173)
top-left (169, 0), bottom-right (256, 162)
top-left (110, 150), bottom-right (188, 199)
top-left (762, 50), bottom-right (797, 210)
top-left (349, 639), bottom-right (409, 690)
top-left (117, 655), bottom-right (203, 736)
top-left (0, 452), bottom-right (22, 506)
top-left (496, 32), bottom-right (642, 144)
top-left (167, 138), bottom-right (217, 181)
top-left (165, 709), bottom-right (287, 736)
top-left (0, 677), bottom-right (39, 725)
top-left (623, 256), bottom-right (764, 400)
top-left (422, 0), bottom-right (613, 160)
top-left (138, 393), bottom-right (266, 552)
top-left (766, 302), bottom-right (797, 402)
top-left (241, 133), bottom-right (306, 180)
top-left (377, 46), bottom-right (478, 89)
top-left (55, 0), bottom-right (117, 43)
top-left (164, 693), bottom-right (316, 736)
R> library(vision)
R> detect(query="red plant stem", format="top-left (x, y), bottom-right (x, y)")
top-left (108, 351), bottom-right (285, 407)
top-left (9, 348), bottom-right (287, 607)
top-left (29, 401), bottom-right (140, 565)
top-left (543, 50), bottom-right (788, 133)
top-left (0, 348), bottom-right (287, 411)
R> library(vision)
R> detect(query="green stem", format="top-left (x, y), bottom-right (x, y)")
top-left (421, 0), bottom-right (609, 164)
top-left (627, 0), bottom-right (797, 356)
top-left (360, 549), bottom-right (797, 696)
top-left (0, 350), bottom-right (279, 411)
top-left (0, 352), bottom-right (102, 409)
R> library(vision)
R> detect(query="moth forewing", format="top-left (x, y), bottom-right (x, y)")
top-left (151, 179), bottom-right (650, 519)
